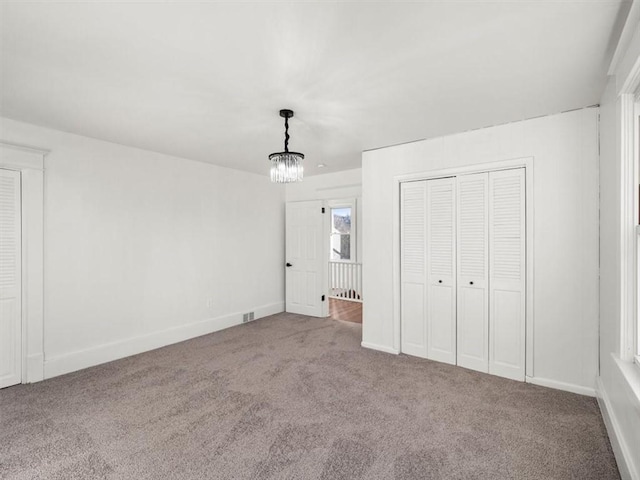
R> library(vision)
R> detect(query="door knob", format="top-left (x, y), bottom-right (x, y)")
top-left (286, 263), bottom-right (293, 267)
top-left (470, 281), bottom-right (474, 285)
top-left (438, 280), bottom-right (442, 284)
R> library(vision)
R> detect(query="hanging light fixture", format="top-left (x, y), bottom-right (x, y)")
top-left (269, 109), bottom-right (304, 183)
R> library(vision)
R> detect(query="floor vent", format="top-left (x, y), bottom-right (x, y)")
top-left (242, 312), bottom-right (255, 323)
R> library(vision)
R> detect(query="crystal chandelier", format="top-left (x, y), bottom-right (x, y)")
top-left (269, 109), bottom-right (304, 183)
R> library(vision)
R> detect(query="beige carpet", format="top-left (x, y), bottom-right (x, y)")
top-left (0, 313), bottom-right (619, 479)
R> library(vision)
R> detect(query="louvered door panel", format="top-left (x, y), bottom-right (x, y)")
top-left (0, 169), bottom-right (21, 388)
top-left (426, 177), bottom-right (456, 364)
top-left (489, 168), bottom-right (525, 381)
top-left (400, 181), bottom-right (428, 358)
top-left (456, 173), bottom-right (489, 373)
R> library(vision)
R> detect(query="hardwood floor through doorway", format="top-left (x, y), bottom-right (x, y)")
top-left (329, 298), bottom-right (362, 323)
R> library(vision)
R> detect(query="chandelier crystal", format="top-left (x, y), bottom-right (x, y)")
top-left (269, 109), bottom-right (304, 183)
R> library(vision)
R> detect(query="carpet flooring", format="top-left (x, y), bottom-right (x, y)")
top-left (0, 313), bottom-right (619, 479)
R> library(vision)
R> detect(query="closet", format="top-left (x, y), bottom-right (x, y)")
top-left (400, 168), bottom-right (525, 381)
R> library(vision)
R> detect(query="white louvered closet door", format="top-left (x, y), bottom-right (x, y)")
top-left (0, 169), bottom-right (22, 388)
top-left (400, 181), bottom-right (428, 358)
top-left (489, 168), bottom-right (526, 381)
top-left (456, 173), bottom-right (489, 373)
top-left (426, 177), bottom-right (456, 364)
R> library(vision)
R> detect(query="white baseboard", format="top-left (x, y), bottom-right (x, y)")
top-left (253, 302), bottom-right (285, 320)
top-left (43, 301), bottom-right (284, 380)
top-left (525, 376), bottom-right (596, 397)
top-left (361, 341), bottom-right (400, 355)
top-left (25, 353), bottom-right (44, 383)
top-left (597, 376), bottom-right (637, 480)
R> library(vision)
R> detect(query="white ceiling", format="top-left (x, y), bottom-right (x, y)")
top-left (0, 1), bottom-right (630, 176)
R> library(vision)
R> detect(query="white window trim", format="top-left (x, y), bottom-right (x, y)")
top-left (636, 220), bottom-right (640, 368)
top-left (327, 198), bottom-right (357, 264)
top-left (632, 98), bottom-right (640, 365)
top-left (619, 92), bottom-right (640, 366)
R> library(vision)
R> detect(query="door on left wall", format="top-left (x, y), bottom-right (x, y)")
top-left (285, 200), bottom-right (326, 317)
top-left (0, 168), bottom-right (22, 388)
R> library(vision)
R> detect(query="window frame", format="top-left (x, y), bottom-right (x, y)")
top-left (327, 198), bottom-right (357, 264)
top-left (631, 97), bottom-right (640, 367)
top-left (635, 100), bottom-right (640, 367)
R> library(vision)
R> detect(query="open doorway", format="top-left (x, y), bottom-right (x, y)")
top-left (327, 199), bottom-right (362, 323)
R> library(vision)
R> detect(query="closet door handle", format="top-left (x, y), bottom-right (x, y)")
top-left (469, 281), bottom-right (474, 285)
top-left (438, 280), bottom-right (443, 284)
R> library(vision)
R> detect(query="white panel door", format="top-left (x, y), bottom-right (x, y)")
top-left (0, 169), bottom-right (22, 388)
top-left (489, 168), bottom-right (526, 381)
top-left (456, 173), bottom-right (489, 373)
top-left (426, 177), bottom-right (456, 364)
top-left (285, 201), bottom-right (325, 317)
top-left (400, 181), bottom-right (428, 358)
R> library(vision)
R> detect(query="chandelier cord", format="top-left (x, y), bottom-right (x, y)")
top-left (284, 117), bottom-right (290, 153)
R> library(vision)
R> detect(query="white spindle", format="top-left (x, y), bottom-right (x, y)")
top-left (328, 261), bottom-right (363, 303)
top-left (350, 266), bottom-right (355, 299)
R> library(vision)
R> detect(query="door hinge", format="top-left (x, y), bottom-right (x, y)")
top-left (321, 207), bottom-right (325, 214)
top-left (322, 295), bottom-right (326, 301)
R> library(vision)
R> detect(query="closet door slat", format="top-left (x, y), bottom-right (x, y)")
top-left (400, 181), bottom-right (428, 358)
top-left (0, 168), bottom-right (22, 389)
top-left (456, 172), bottom-right (489, 373)
top-left (426, 177), bottom-right (457, 364)
top-left (489, 168), bottom-right (526, 381)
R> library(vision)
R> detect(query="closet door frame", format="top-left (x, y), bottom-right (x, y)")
top-left (392, 157), bottom-right (534, 378)
top-left (0, 143), bottom-right (46, 384)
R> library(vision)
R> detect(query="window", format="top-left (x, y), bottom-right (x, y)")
top-left (330, 207), bottom-right (352, 261)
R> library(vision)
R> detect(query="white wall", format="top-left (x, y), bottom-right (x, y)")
top-left (597, 7), bottom-right (640, 476)
top-left (362, 108), bottom-right (599, 394)
top-left (0, 117), bottom-right (285, 379)
top-left (285, 168), bottom-right (362, 202)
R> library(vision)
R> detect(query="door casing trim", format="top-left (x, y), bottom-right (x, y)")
top-left (392, 157), bottom-right (534, 377)
top-left (0, 142), bottom-right (46, 384)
